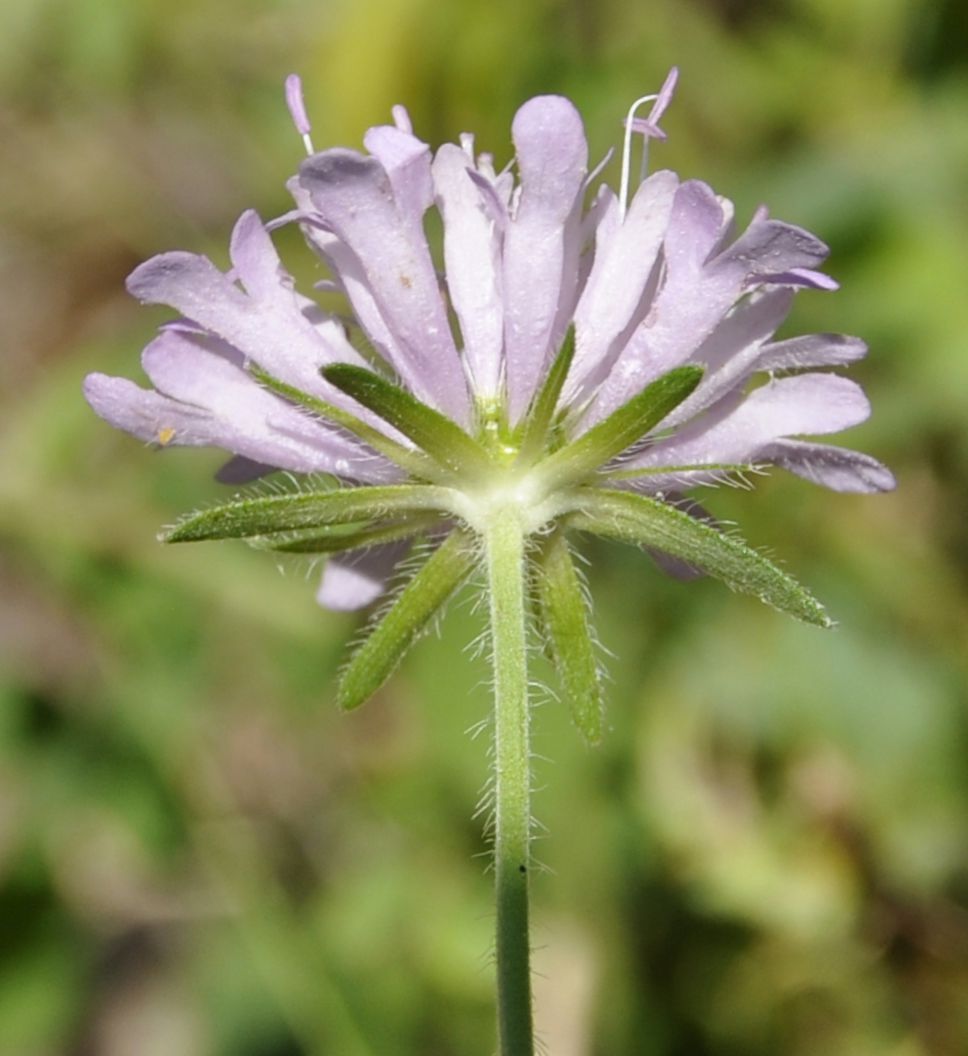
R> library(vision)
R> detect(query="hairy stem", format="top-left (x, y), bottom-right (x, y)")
top-left (484, 511), bottom-right (534, 1056)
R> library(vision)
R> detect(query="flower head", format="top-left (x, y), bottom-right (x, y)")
top-left (84, 73), bottom-right (893, 725)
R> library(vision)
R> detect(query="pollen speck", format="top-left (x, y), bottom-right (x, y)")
top-left (157, 427), bottom-right (176, 446)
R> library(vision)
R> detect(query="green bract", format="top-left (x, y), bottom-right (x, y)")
top-left (162, 352), bottom-right (831, 726)
top-left (337, 529), bottom-right (477, 711)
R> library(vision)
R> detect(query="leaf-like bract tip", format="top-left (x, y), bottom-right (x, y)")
top-left (323, 365), bottom-right (490, 476)
top-left (538, 364), bottom-right (705, 489)
top-left (533, 528), bottom-right (604, 744)
top-left (565, 488), bottom-right (832, 628)
top-left (336, 530), bottom-right (477, 711)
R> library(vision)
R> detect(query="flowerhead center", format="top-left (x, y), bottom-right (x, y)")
top-left (450, 461), bottom-right (566, 536)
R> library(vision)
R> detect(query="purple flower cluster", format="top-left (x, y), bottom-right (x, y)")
top-left (85, 72), bottom-right (893, 611)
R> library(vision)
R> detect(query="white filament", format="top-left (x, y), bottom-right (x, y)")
top-left (618, 93), bottom-right (659, 221)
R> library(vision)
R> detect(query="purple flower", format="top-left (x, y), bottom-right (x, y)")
top-left (84, 72), bottom-right (893, 659)
top-left (84, 79), bottom-right (899, 1049)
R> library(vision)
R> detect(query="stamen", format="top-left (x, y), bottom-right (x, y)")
top-left (618, 94), bottom-right (657, 219)
top-left (618, 67), bottom-right (679, 221)
top-left (584, 146), bottom-right (615, 192)
top-left (285, 73), bottom-right (315, 156)
top-left (391, 104), bottom-right (413, 134)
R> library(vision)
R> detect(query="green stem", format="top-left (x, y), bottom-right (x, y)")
top-left (484, 510), bottom-right (535, 1056)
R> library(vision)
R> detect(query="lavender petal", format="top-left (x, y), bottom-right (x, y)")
top-left (758, 439), bottom-right (896, 493)
top-left (502, 95), bottom-right (588, 420)
top-left (298, 150), bottom-right (470, 423)
top-left (432, 143), bottom-right (505, 397)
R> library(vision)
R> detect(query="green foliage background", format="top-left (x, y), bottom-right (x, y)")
top-left (1, 0), bottom-right (967, 1052)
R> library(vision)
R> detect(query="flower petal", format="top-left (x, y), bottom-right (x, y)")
top-left (85, 370), bottom-right (375, 477)
top-left (363, 123), bottom-right (434, 225)
top-left (432, 143), bottom-right (505, 397)
top-left (317, 541), bottom-right (411, 611)
top-left (715, 217), bottom-right (830, 285)
top-left (635, 373), bottom-right (871, 468)
top-left (662, 287), bottom-right (794, 427)
top-left (756, 333), bottom-right (867, 371)
top-left (87, 329), bottom-right (399, 481)
top-left (758, 439), bottom-right (896, 493)
top-left (229, 208), bottom-right (293, 298)
top-left (141, 330), bottom-right (302, 429)
top-left (140, 329), bottom-right (359, 457)
top-left (298, 150), bottom-right (470, 422)
top-left (766, 267), bottom-right (839, 291)
top-left (693, 288), bottom-right (794, 374)
top-left (286, 177), bottom-right (406, 367)
top-left (590, 189), bottom-right (835, 425)
top-left (588, 181), bottom-right (736, 419)
top-left (127, 212), bottom-right (361, 398)
top-left (231, 218), bottom-right (365, 363)
top-left (85, 372), bottom-right (221, 448)
top-left (215, 455), bottom-right (276, 484)
top-left (666, 179), bottom-right (731, 264)
top-left (502, 95), bottom-right (588, 419)
top-left (567, 170), bottom-right (678, 401)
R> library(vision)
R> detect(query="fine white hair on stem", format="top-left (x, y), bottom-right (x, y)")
top-left (466, 715), bottom-right (490, 741)
top-left (465, 626), bottom-right (491, 662)
top-left (474, 780), bottom-right (496, 826)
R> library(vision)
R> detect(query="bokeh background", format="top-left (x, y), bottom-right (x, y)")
top-left (2, 0), bottom-right (967, 1053)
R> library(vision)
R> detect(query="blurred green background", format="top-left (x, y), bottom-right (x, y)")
top-left (1, 0), bottom-right (967, 1053)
